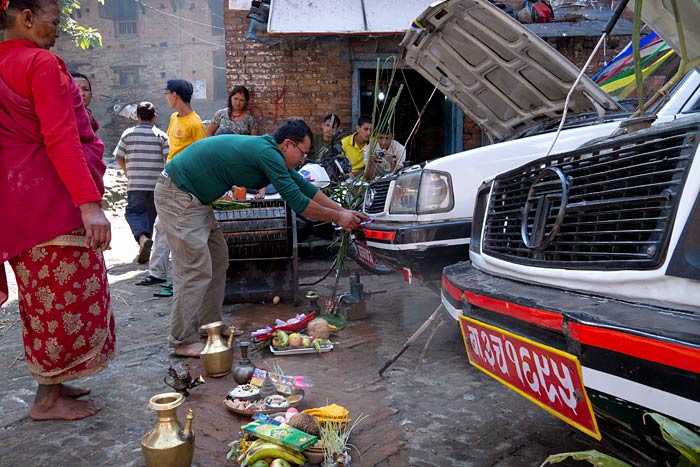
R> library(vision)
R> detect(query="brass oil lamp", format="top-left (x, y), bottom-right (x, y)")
top-left (164, 365), bottom-right (205, 396)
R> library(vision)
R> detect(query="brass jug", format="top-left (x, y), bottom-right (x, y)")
top-left (141, 392), bottom-right (195, 467)
top-left (199, 321), bottom-right (234, 377)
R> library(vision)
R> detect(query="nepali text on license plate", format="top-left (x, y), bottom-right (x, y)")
top-left (355, 241), bottom-right (376, 269)
top-left (459, 315), bottom-right (601, 440)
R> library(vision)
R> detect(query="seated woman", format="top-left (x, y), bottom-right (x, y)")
top-left (207, 85), bottom-right (265, 197)
top-left (207, 85), bottom-right (258, 136)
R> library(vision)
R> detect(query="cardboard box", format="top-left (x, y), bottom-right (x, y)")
top-left (242, 420), bottom-right (318, 451)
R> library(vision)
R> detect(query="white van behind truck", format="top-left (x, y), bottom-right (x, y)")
top-left (357, 0), bottom-right (700, 292)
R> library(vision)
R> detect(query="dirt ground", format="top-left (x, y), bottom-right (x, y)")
top-left (0, 183), bottom-right (644, 466)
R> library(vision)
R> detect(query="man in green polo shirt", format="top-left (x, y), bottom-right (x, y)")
top-left (154, 119), bottom-right (367, 357)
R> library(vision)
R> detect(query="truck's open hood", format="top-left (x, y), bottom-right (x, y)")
top-left (639, 0), bottom-right (700, 62)
top-left (400, 0), bottom-right (624, 141)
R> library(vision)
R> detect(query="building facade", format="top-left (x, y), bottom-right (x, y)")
top-left (222, 1), bottom-right (630, 165)
top-left (51, 0), bottom-right (630, 163)
top-left (54, 0), bottom-right (228, 154)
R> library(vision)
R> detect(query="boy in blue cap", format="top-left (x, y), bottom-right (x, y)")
top-left (136, 79), bottom-right (206, 290)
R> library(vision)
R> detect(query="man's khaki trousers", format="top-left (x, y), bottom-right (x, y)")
top-left (154, 176), bottom-right (229, 347)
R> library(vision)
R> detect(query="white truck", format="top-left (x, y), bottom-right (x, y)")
top-left (438, 0), bottom-right (700, 457)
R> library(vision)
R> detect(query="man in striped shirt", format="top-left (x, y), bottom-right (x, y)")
top-left (114, 102), bottom-right (170, 263)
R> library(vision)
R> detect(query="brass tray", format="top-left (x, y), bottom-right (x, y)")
top-left (224, 394), bottom-right (303, 416)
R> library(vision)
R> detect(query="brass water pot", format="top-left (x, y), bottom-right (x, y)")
top-left (199, 321), bottom-right (234, 377)
top-left (141, 392), bottom-right (195, 467)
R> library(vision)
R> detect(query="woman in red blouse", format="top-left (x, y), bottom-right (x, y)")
top-left (0, 0), bottom-right (115, 420)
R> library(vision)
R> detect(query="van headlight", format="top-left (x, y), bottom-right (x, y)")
top-left (389, 169), bottom-right (453, 215)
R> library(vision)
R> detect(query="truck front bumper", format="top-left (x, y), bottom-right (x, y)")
top-left (441, 262), bottom-right (700, 443)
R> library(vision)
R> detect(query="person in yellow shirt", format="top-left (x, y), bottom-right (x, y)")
top-left (164, 79), bottom-right (206, 161)
top-left (136, 79), bottom-right (207, 292)
top-left (341, 115), bottom-right (372, 177)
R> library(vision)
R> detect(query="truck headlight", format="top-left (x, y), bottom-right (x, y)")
top-left (389, 170), bottom-right (453, 215)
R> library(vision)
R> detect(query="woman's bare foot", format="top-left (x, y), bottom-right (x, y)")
top-left (174, 342), bottom-right (205, 358)
top-left (60, 383), bottom-right (90, 398)
top-left (30, 384), bottom-right (101, 421)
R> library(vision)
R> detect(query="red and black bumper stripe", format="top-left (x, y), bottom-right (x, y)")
top-left (356, 219), bottom-right (471, 283)
top-left (442, 264), bottom-right (700, 402)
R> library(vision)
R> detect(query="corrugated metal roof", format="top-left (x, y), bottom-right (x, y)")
top-left (266, 1), bottom-right (633, 37)
top-left (267, 0), bottom-right (434, 34)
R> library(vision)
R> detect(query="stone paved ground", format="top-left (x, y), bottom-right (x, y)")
top-left (0, 171), bottom-right (649, 466)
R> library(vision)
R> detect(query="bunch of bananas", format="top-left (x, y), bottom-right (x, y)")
top-left (238, 439), bottom-right (306, 466)
top-left (312, 338), bottom-right (331, 353)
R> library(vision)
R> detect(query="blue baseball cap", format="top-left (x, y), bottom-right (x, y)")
top-left (165, 79), bottom-right (193, 101)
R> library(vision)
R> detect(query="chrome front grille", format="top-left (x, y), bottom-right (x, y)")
top-left (482, 119), bottom-right (699, 269)
top-left (363, 179), bottom-right (392, 214)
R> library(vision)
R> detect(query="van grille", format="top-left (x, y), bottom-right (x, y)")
top-left (364, 179), bottom-right (392, 214)
top-left (482, 120), bottom-right (699, 269)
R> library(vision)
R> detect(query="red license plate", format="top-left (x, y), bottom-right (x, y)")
top-left (354, 241), bottom-right (376, 269)
top-left (459, 315), bottom-right (601, 440)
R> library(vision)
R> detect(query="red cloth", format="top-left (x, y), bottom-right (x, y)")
top-left (87, 107), bottom-right (100, 132)
top-left (9, 233), bottom-right (115, 384)
top-left (0, 40), bottom-right (105, 306)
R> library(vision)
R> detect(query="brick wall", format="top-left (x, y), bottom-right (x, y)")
top-left (225, 10), bottom-right (426, 135)
top-left (224, 8), bottom-right (627, 153)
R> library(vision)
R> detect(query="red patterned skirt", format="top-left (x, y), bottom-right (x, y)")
top-left (8, 231), bottom-right (115, 385)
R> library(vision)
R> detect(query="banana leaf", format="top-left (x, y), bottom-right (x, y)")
top-left (643, 413), bottom-right (700, 466)
top-left (541, 450), bottom-right (632, 467)
top-left (318, 313), bottom-right (347, 330)
top-left (211, 200), bottom-right (250, 210)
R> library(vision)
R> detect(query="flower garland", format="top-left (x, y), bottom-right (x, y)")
top-left (0, 0), bottom-right (9, 11)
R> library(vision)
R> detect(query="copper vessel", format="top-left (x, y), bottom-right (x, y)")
top-left (141, 392), bottom-right (195, 467)
top-left (199, 321), bottom-right (234, 377)
top-left (306, 290), bottom-right (322, 315)
top-left (232, 340), bottom-right (256, 385)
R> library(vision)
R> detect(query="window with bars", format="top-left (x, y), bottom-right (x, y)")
top-left (99, 0), bottom-right (138, 37)
top-left (117, 68), bottom-right (140, 86)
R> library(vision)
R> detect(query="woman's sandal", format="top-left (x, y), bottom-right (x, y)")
top-left (153, 287), bottom-right (173, 297)
top-left (136, 275), bottom-right (167, 286)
